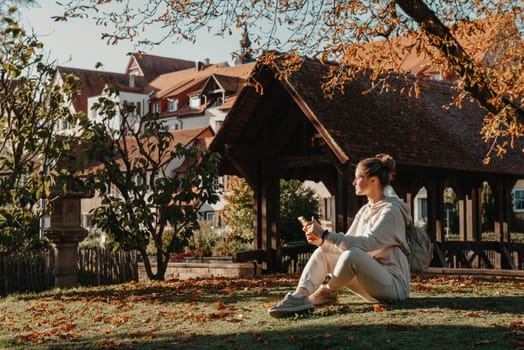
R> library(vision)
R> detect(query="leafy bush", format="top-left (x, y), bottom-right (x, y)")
top-left (279, 180), bottom-right (319, 242)
top-left (184, 220), bottom-right (252, 257)
top-left (221, 177), bottom-right (319, 245)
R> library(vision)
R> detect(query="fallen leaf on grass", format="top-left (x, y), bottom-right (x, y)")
top-left (412, 284), bottom-right (436, 292)
top-left (95, 339), bottom-right (122, 347)
top-left (214, 301), bottom-right (227, 309)
top-left (373, 304), bottom-right (387, 312)
top-left (128, 330), bottom-right (156, 340)
top-left (464, 312), bottom-right (480, 317)
top-left (17, 323), bottom-right (78, 344)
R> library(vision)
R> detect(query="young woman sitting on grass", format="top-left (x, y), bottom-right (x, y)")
top-left (269, 154), bottom-right (412, 318)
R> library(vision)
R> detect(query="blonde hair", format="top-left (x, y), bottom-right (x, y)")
top-left (357, 153), bottom-right (396, 187)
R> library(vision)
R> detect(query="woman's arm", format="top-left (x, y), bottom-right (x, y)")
top-left (324, 205), bottom-right (404, 252)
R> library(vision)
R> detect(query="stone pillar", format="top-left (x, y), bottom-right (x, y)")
top-left (44, 196), bottom-right (87, 288)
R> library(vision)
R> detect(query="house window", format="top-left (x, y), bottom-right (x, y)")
top-left (212, 177), bottom-right (221, 192)
top-left (190, 95), bottom-right (201, 109)
top-left (168, 99), bottom-right (178, 112)
top-left (135, 174), bottom-right (144, 187)
top-left (513, 189), bottom-right (524, 212)
top-left (82, 213), bottom-right (91, 229)
top-left (204, 211), bottom-right (219, 226)
top-left (153, 103), bottom-right (160, 113)
top-left (417, 197), bottom-right (428, 221)
top-left (212, 96), bottom-right (224, 107)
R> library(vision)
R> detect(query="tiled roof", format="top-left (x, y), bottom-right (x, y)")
top-left (212, 74), bottom-right (246, 93)
top-left (149, 61), bottom-right (255, 118)
top-left (215, 62), bottom-right (256, 78)
top-left (57, 66), bottom-right (147, 113)
top-left (126, 53), bottom-right (198, 82)
top-left (288, 59), bottom-right (524, 175)
top-left (217, 96), bottom-right (237, 110)
top-left (147, 62), bottom-right (228, 99)
top-left (87, 126), bottom-right (214, 172)
top-left (214, 58), bottom-right (524, 176)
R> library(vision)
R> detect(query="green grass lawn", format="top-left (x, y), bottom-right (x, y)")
top-left (0, 274), bottom-right (523, 349)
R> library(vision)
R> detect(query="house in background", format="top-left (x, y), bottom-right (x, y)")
top-left (147, 61), bottom-right (256, 132)
top-left (80, 126), bottom-right (216, 229)
top-left (52, 52), bottom-right (256, 231)
top-left (56, 54), bottom-right (204, 136)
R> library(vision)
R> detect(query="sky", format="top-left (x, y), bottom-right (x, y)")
top-left (20, 2), bottom-right (243, 73)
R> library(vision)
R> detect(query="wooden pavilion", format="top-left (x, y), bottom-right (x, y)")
top-left (210, 58), bottom-right (524, 273)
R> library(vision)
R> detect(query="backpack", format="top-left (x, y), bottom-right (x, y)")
top-left (401, 223), bottom-right (434, 273)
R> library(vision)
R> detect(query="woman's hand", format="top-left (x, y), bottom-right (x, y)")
top-left (303, 217), bottom-right (325, 246)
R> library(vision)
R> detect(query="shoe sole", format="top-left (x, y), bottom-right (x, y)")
top-left (268, 306), bottom-right (314, 318)
top-left (311, 299), bottom-right (338, 307)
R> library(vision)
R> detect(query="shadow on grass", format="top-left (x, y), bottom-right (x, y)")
top-left (7, 321), bottom-right (521, 350)
top-left (398, 295), bottom-right (524, 314)
top-left (5, 283), bottom-right (523, 349)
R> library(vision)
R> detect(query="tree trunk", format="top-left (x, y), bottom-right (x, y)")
top-left (154, 249), bottom-right (168, 281)
top-left (395, 0), bottom-right (524, 125)
top-left (140, 250), bottom-right (155, 281)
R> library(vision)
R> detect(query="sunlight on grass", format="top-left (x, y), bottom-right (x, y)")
top-left (0, 275), bottom-right (522, 349)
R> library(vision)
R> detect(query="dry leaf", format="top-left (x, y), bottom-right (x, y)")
top-left (373, 304), bottom-right (387, 312)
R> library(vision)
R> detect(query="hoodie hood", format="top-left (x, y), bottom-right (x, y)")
top-left (383, 185), bottom-right (412, 226)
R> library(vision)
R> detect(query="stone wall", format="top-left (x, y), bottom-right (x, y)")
top-left (138, 258), bottom-right (262, 281)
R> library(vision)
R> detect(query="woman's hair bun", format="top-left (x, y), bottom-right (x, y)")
top-left (375, 153), bottom-right (396, 184)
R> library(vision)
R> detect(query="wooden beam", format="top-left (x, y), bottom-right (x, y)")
top-left (224, 144), bottom-right (255, 188)
top-left (277, 155), bottom-right (332, 169)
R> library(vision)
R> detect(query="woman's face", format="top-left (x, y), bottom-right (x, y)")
top-left (353, 165), bottom-right (373, 196)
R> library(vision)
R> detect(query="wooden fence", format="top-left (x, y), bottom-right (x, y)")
top-left (78, 247), bottom-right (139, 286)
top-left (0, 248), bottom-right (139, 296)
top-left (0, 249), bottom-right (54, 296)
top-left (245, 240), bottom-right (524, 274)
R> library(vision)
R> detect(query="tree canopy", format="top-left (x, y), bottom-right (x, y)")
top-left (80, 87), bottom-right (221, 280)
top-left (56, 0), bottom-right (524, 162)
top-left (0, 6), bottom-right (79, 254)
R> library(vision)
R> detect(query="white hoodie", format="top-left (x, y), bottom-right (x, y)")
top-left (321, 186), bottom-right (412, 299)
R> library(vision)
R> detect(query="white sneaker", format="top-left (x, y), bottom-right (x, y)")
top-left (268, 293), bottom-right (314, 318)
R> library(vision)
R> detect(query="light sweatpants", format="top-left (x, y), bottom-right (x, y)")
top-left (297, 247), bottom-right (405, 303)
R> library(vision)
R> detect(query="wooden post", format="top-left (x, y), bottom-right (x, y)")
top-left (253, 160), bottom-right (280, 272)
top-left (466, 196), bottom-right (474, 241)
top-left (335, 171), bottom-right (349, 232)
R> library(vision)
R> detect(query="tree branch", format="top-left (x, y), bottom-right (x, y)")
top-left (395, 0), bottom-right (524, 126)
